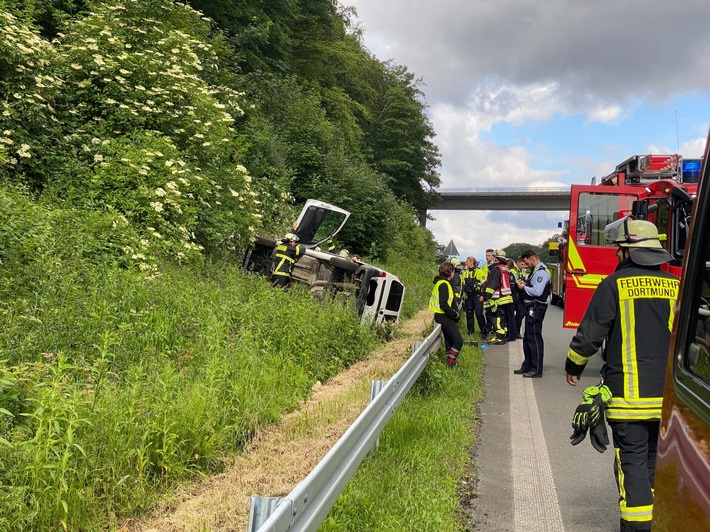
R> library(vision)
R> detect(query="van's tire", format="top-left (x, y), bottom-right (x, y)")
top-left (329, 256), bottom-right (358, 272)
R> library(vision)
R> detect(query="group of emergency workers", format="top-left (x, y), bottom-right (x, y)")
top-left (429, 247), bottom-right (552, 377)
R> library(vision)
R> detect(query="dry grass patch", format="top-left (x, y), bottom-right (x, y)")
top-left (128, 309), bottom-right (433, 531)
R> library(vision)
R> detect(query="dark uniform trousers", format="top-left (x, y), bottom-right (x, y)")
top-left (514, 291), bottom-right (525, 337)
top-left (505, 301), bottom-right (517, 341)
top-left (484, 305), bottom-right (495, 335)
top-left (609, 420), bottom-right (658, 532)
top-left (465, 295), bottom-right (488, 335)
top-left (464, 296), bottom-right (476, 334)
top-left (473, 295), bottom-right (487, 335)
top-left (521, 303), bottom-right (547, 374)
top-left (434, 313), bottom-right (463, 353)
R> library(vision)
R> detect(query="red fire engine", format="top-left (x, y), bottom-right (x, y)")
top-left (551, 154), bottom-right (700, 328)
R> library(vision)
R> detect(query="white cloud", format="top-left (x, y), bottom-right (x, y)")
top-left (430, 99), bottom-right (567, 188)
top-left (351, 0), bottom-right (710, 110)
top-left (349, 0), bottom-right (710, 250)
top-left (428, 209), bottom-right (566, 261)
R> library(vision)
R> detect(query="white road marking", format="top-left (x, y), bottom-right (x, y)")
top-left (509, 341), bottom-right (565, 531)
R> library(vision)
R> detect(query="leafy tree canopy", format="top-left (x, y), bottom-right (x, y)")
top-left (1, 0), bottom-right (443, 267)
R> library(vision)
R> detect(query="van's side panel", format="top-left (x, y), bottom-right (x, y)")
top-left (654, 134), bottom-right (710, 529)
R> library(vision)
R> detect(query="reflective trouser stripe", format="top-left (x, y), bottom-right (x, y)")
top-left (611, 421), bottom-right (657, 527)
top-left (493, 304), bottom-right (507, 335)
top-left (620, 502), bottom-right (653, 522)
top-left (616, 448), bottom-right (652, 523)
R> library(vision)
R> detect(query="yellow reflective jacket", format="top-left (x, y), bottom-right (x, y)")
top-left (566, 262), bottom-right (679, 421)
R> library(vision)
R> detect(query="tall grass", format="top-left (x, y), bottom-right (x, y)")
top-left (0, 260), bottom-right (381, 528)
top-left (322, 332), bottom-right (485, 531)
top-left (0, 185), bottom-right (439, 529)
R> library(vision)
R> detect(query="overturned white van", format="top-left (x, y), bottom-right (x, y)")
top-left (242, 200), bottom-right (405, 325)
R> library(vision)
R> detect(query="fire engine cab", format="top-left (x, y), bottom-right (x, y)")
top-left (557, 154), bottom-right (700, 328)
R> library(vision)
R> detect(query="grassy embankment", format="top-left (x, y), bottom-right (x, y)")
top-left (1, 185), bottom-right (486, 529)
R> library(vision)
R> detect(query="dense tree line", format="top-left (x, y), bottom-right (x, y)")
top-left (0, 0), bottom-right (441, 263)
top-left (0, 2), bottom-right (444, 527)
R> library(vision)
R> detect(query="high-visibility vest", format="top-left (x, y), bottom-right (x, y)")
top-left (489, 263), bottom-right (512, 301)
top-left (428, 279), bottom-right (454, 313)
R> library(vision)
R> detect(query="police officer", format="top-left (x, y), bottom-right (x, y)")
top-left (429, 261), bottom-right (463, 367)
top-left (565, 218), bottom-right (679, 532)
top-left (480, 250), bottom-right (513, 345)
top-left (271, 233), bottom-right (306, 288)
top-left (514, 250), bottom-right (551, 377)
top-left (513, 256), bottom-right (528, 339)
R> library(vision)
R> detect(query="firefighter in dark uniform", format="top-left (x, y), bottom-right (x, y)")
top-left (514, 249), bottom-right (551, 378)
top-left (271, 233), bottom-right (306, 288)
top-left (564, 218), bottom-right (680, 532)
top-left (461, 256), bottom-right (486, 336)
top-left (450, 257), bottom-right (464, 310)
top-left (480, 249), bottom-right (513, 345)
top-left (429, 261), bottom-right (463, 367)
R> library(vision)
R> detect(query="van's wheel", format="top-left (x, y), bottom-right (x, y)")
top-left (329, 256), bottom-right (358, 271)
top-left (254, 235), bottom-right (277, 247)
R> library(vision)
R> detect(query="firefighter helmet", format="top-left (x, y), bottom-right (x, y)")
top-left (283, 233), bottom-right (299, 242)
top-left (494, 249), bottom-right (507, 260)
top-left (605, 217), bottom-right (662, 248)
top-left (604, 217), bottom-right (673, 266)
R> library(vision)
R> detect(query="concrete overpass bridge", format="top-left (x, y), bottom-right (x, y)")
top-left (431, 187), bottom-right (571, 211)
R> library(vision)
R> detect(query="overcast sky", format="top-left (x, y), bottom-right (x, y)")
top-left (348, 0), bottom-right (710, 261)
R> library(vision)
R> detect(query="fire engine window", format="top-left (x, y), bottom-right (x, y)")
top-left (655, 202), bottom-right (670, 249)
top-left (576, 192), bottom-right (636, 246)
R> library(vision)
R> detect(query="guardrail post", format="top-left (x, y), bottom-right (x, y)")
top-left (247, 495), bottom-right (282, 532)
top-left (369, 379), bottom-right (386, 457)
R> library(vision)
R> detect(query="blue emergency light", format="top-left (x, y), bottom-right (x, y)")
top-left (682, 158), bottom-right (702, 183)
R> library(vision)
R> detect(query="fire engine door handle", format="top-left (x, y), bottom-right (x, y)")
top-left (568, 269), bottom-right (587, 275)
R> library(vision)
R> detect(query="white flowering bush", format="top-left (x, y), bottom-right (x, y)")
top-left (0, 11), bottom-right (63, 186)
top-left (1, 0), bottom-right (261, 262)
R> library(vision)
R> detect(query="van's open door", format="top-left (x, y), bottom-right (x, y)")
top-left (293, 199), bottom-right (350, 248)
top-left (563, 185), bottom-right (640, 328)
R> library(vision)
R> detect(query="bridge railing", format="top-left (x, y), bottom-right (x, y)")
top-left (436, 186), bottom-right (571, 194)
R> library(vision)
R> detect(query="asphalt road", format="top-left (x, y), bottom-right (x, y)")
top-left (467, 304), bottom-right (620, 532)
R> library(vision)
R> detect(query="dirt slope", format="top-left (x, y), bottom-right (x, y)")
top-left (128, 309), bottom-right (433, 531)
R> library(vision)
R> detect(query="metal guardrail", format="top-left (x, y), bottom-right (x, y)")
top-left (247, 324), bottom-right (445, 532)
